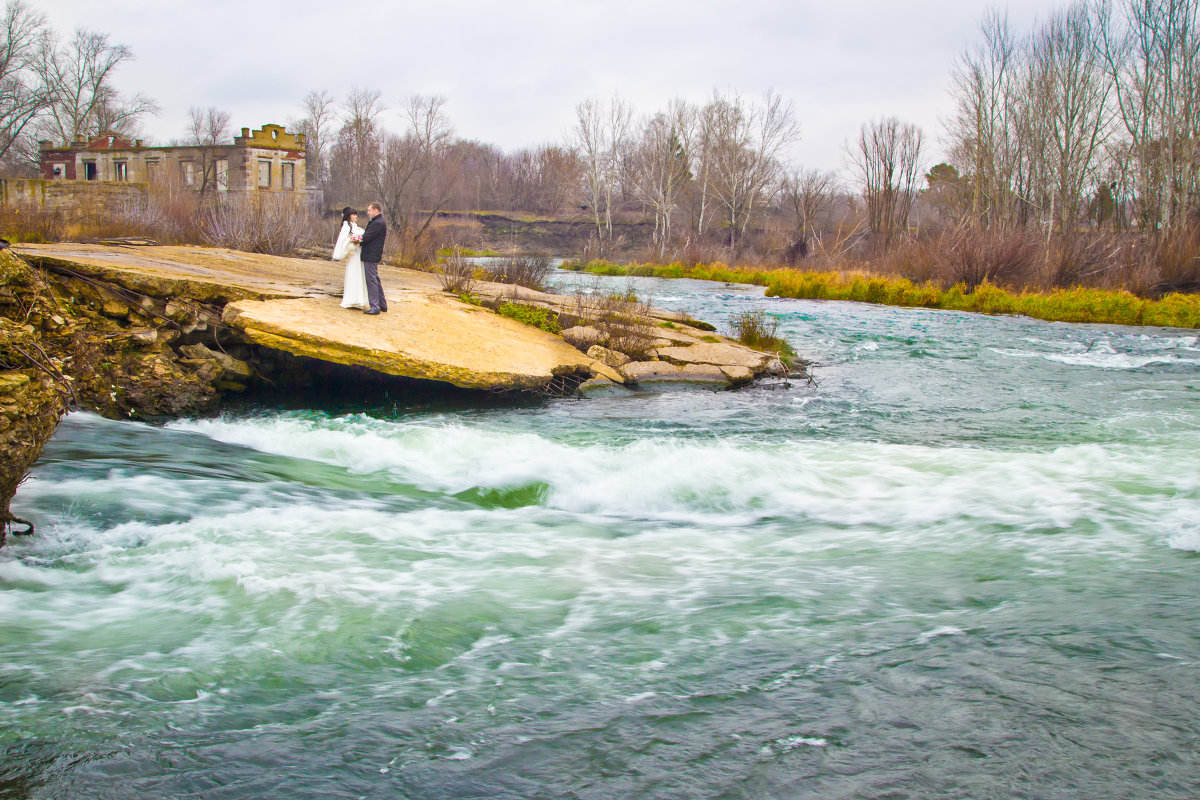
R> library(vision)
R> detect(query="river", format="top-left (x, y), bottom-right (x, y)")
top-left (3, 274), bottom-right (1199, 799)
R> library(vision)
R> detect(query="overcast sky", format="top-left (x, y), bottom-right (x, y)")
top-left (40, 0), bottom-right (1075, 174)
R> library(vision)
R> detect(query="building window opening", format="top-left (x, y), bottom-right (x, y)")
top-left (52, 164), bottom-right (64, 178)
top-left (257, 159), bottom-right (271, 188)
top-left (216, 159), bottom-right (229, 192)
top-left (115, 161), bottom-right (128, 181)
top-left (182, 161), bottom-right (195, 186)
top-left (84, 161), bottom-right (97, 180)
top-left (281, 162), bottom-right (294, 190)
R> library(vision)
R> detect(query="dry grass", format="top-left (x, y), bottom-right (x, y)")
top-left (435, 248), bottom-right (480, 294)
top-left (0, 207), bottom-right (66, 243)
top-left (563, 285), bottom-right (657, 359)
top-left (484, 255), bottom-right (555, 291)
top-left (200, 194), bottom-right (323, 255)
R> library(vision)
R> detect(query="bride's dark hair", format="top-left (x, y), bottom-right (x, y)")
top-left (335, 206), bottom-right (357, 244)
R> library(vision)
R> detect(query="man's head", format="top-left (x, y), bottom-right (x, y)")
top-left (367, 202), bottom-right (382, 219)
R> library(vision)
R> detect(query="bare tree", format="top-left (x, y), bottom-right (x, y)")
top-left (35, 26), bottom-right (156, 143)
top-left (503, 144), bottom-right (581, 214)
top-left (947, 8), bottom-right (1023, 228)
top-left (1098, 0), bottom-right (1200, 230)
top-left (572, 95), bottom-right (632, 257)
top-left (628, 100), bottom-right (693, 258)
top-left (1030, 2), bottom-right (1112, 233)
top-left (681, 98), bottom-right (718, 242)
top-left (779, 167), bottom-right (838, 260)
top-left (0, 0), bottom-right (46, 166)
top-left (704, 90), bottom-right (799, 254)
top-left (185, 105), bottom-right (231, 195)
top-left (291, 89), bottom-right (336, 193)
top-left (851, 117), bottom-right (925, 247)
top-left (326, 86), bottom-right (383, 206)
top-left (368, 94), bottom-right (454, 264)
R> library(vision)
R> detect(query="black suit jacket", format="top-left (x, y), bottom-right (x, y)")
top-left (360, 215), bottom-right (387, 263)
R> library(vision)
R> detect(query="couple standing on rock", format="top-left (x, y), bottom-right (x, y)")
top-left (333, 203), bottom-right (387, 315)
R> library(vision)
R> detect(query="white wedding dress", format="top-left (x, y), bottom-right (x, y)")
top-left (335, 221), bottom-right (369, 309)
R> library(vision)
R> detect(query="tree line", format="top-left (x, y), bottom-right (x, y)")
top-left (1, 0), bottom-right (1199, 294)
top-left (288, 88), bottom-right (803, 264)
top-left (943, 0), bottom-right (1200, 237)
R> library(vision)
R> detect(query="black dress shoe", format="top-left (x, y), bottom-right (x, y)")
top-left (364, 308), bottom-right (380, 315)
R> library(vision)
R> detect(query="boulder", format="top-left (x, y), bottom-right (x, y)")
top-left (620, 360), bottom-right (731, 389)
top-left (179, 342), bottom-right (253, 378)
top-left (656, 342), bottom-right (772, 371)
top-left (100, 298), bottom-right (130, 318)
top-left (562, 325), bottom-right (604, 352)
top-left (719, 365), bottom-right (755, 384)
top-left (587, 344), bottom-right (631, 368)
top-left (586, 360), bottom-right (627, 384)
top-left (223, 294), bottom-right (607, 392)
top-left (576, 377), bottom-right (631, 398)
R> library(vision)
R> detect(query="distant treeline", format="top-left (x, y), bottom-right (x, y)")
top-left (3, 0), bottom-right (1199, 299)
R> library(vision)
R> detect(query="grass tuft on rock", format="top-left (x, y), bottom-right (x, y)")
top-left (496, 302), bottom-right (561, 334)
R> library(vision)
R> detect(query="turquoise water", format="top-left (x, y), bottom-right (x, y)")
top-left (3, 275), bottom-right (1199, 798)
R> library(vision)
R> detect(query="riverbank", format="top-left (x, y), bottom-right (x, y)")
top-left (567, 260), bottom-right (1200, 329)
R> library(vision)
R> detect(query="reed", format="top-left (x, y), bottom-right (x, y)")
top-left (566, 257), bottom-right (1200, 329)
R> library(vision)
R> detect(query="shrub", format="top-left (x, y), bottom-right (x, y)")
top-left (1150, 223), bottom-right (1200, 295)
top-left (487, 255), bottom-right (554, 290)
top-left (435, 248), bottom-right (479, 294)
top-left (728, 309), bottom-right (798, 366)
top-left (565, 284), bottom-right (657, 359)
top-left (0, 207), bottom-right (65, 243)
top-left (200, 194), bottom-right (320, 255)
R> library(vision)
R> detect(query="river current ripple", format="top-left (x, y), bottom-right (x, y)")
top-left (3, 274), bottom-right (1199, 799)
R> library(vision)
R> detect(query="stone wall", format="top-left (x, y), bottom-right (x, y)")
top-left (0, 179), bottom-right (148, 217)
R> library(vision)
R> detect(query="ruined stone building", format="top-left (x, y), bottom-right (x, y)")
top-left (38, 124), bottom-right (307, 193)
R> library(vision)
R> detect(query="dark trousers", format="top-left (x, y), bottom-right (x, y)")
top-left (363, 261), bottom-right (387, 311)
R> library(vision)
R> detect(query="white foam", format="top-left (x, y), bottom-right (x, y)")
top-left (918, 626), bottom-right (966, 643)
top-left (160, 414), bottom-right (1200, 553)
top-left (760, 735), bottom-right (828, 756)
top-left (993, 346), bottom-right (1197, 370)
top-left (1167, 529), bottom-right (1200, 552)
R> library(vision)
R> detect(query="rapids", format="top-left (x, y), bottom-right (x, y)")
top-left (2, 274), bottom-right (1199, 798)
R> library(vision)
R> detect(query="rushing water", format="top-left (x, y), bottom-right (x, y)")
top-left (3, 274), bottom-right (1200, 799)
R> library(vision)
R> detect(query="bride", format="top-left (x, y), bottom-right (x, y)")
top-left (333, 206), bottom-right (368, 310)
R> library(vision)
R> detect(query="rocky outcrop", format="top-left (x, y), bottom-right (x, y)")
top-left (0, 370), bottom-right (66, 546)
top-left (15, 243), bottom-right (786, 396)
top-left (17, 244), bottom-right (632, 395)
top-left (0, 248), bottom-right (225, 541)
top-left (1, 243), bottom-right (801, 542)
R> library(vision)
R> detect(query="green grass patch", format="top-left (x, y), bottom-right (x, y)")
top-left (437, 247), bottom-right (501, 258)
top-left (496, 302), bottom-right (561, 334)
top-left (460, 210), bottom-right (559, 223)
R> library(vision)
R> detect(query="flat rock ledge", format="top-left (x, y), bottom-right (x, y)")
top-left (15, 243), bottom-right (786, 396)
top-left (223, 294), bottom-right (622, 391)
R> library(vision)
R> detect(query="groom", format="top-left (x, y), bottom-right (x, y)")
top-left (360, 202), bottom-right (387, 315)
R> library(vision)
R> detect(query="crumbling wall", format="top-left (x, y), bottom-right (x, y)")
top-left (0, 179), bottom-right (148, 218)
